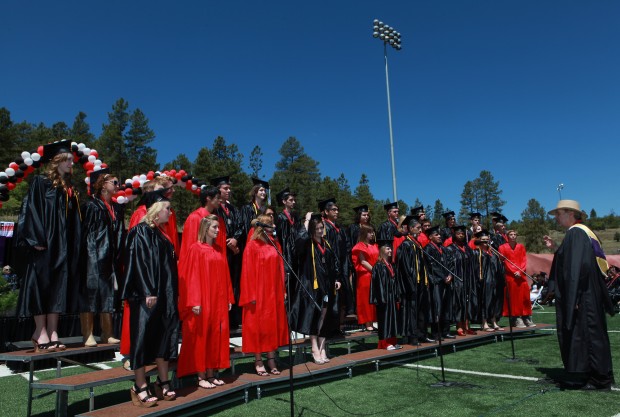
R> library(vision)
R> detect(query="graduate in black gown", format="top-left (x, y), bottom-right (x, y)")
top-left (471, 229), bottom-right (504, 331)
top-left (275, 188), bottom-right (300, 279)
top-left (439, 211), bottom-right (456, 243)
top-left (395, 217), bottom-right (434, 344)
top-left (445, 225), bottom-right (478, 336)
top-left (319, 198), bottom-right (353, 317)
top-left (370, 238), bottom-right (402, 350)
top-left (290, 214), bottom-right (341, 364)
top-left (239, 178), bottom-right (269, 247)
top-left (79, 169), bottom-right (125, 347)
top-left (122, 196), bottom-right (179, 406)
top-left (15, 140), bottom-right (81, 352)
top-left (376, 201), bottom-right (399, 241)
top-left (545, 200), bottom-right (615, 390)
top-left (212, 176), bottom-right (244, 329)
top-left (423, 226), bottom-right (455, 340)
top-left (347, 204), bottom-right (371, 249)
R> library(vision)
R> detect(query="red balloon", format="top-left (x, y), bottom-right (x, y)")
top-left (7, 182), bottom-right (16, 190)
top-left (38, 145), bottom-right (44, 155)
top-left (90, 150), bottom-right (98, 158)
top-left (101, 163), bottom-right (108, 169)
top-left (185, 180), bottom-right (193, 190)
top-left (124, 189), bottom-right (133, 197)
top-left (16, 178), bottom-right (23, 183)
top-left (169, 169), bottom-right (177, 176)
top-left (86, 170), bottom-right (93, 177)
top-left (84, 162), bottom-right (94, 171)
top-left (26, 166), bottom-right (35, 173)
top-left (132, 180), bottom-right (140, 189)
top-left (179, 170), bottom-right (186, 176)
top-left (146, 173), bottom-right (154, 180)
top-left (175, 173), bottom-right (182, 180)
top-left (148, 170), bottom-right (154, 176)
top-left (9, 162), bottom-right (18, 170)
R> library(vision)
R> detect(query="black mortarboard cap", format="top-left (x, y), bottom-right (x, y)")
top-left (252, 177), bottom-right (269, 189)
top-left (474, 229), bottom-right (491, 239)
top-left (383, 201), bottom-right (398, 211)
top-left (376, 239), bottom-right (393, 248)
top-left (318, 197), bottom-right (336, 212)
top-left (469, 212), bottom-right (482, 220)
top-left (401, 215), bottom-right (416, 228)
top-left (353, 204), bottom-right (369, 213)
top-left (411, 205), bottom-right (425, 216)
top-left (276, 187), bottom-right (294, 204)
top-left (310, 213), bottom-right (324, 223)
top-left (451, 225), bottom-right (467, 234)
top-left (210, 175), bottom-right (231, 187)
top-left (89, 168), bottom-right (110, 195)
top-left (425, 225), bottom-right (441, 236)
top-left (491, 212), bottom-right (508, 223)
top-left (143, 188), bottom-right (168, 209)
top-left (42, 140), bottom-right (72, 163)
top-left (441, 211), bottom-right (455, 220)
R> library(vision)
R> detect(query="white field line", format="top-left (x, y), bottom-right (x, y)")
top-left (407, 364), bottom-right (620, 392)
top-left (0, 360), bottom-right (117, 379)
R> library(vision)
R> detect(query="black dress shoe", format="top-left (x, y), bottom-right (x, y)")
top-left (581, 383), bottom-right (611, 391)
top-left (419, 337), bottom-right (436, 343)
top-left (443, 334), bottom-right (456, 339)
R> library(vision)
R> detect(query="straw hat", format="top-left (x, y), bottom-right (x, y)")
top-left (548, 200), bottom-right (587, 218)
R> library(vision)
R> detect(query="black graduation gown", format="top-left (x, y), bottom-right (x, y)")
top-left (472, 248), bottom-right (503, 321)
top-left (323, 220), bottom-right (353, 314)
top-left (550, 226), bottom-right (615, 384)
top-left (290, 230), bottom-right (340, 337)
top-left (445, 243), bottom-right (478, 323)
top-left (440, 227), bottom-right (452, 243)
top-left (423, 242), bottom-right (453, 324)
top-left (276, 210), bottom-right (300, 276)
top-left (79, 197), bottom-right (126, 313)
top-left (217, 202), bottom-right (243, 302)
top-left (395, 238), bottom-right (419, 337)
top-left (370, 260), bottom-right (401, 340)
top-left (377, 219), bottom-right (397, 241)
top-left (239, 202), bottom-right (264, 249)
top-left (121, 223), bottom-right (179, 369)
top-left (15, 175), bottom-right (81, 316)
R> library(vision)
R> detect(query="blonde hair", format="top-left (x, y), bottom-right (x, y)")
top-left (46, 152), bottom-right (73, 189)
top-left (251, 214), bottom-right (273, 241)
top-left (198, 214), bottom-right (219, 243)
top-left (141, 200), bottom-right (170, 227)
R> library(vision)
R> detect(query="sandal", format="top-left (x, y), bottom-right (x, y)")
top-left (207, 376), bottom-right (226, 386)
top-left (130, 384), bottom-right (158, 407)
top-left (198, 378), bottom-right (216, 389)
top-left (32, 338), bottom-right (56, 353)
top-left (255, 360), bottom-right (269, 376)
top-left (483, 326), bottom-right (495, 332)
top-left (267, 358), bottom-right (281, 375)
top-left (50, 341), bottom-right (66, 351)
top-left (152, 377), bottom-right (176, 401)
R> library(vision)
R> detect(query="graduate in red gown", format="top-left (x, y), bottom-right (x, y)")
top-left (177, 214), bottom-right (234, 389)
top-left (351, 224), bottom-right (378, 330)
top-left (178, 186), bottom-right (227, 268)
top-left (498, 230), bottom-right (533, 327)
top-left (239, 214), bottom-right (289, 376)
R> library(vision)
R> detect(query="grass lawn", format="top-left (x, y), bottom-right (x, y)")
top-left (1, 307), bottom-right (619, 417)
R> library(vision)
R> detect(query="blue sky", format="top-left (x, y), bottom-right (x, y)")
top-left (2, 1), bottom-right (619, 221)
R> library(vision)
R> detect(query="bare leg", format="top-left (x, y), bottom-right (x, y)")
top-left (254, 353), bottom-right (268, 375)
top-left (318, 337), bottom-right (329, 362)
top-left (33, 315), bottom-right (49, 344)
top-left (155, 358), bottom-right (176, 399)
top-left (132, 367), bottom-right (156, 403)
top-left (310, 335), bottom-right (323, 363)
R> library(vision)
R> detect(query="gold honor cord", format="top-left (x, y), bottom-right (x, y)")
top-left (311, 242), bottom-right (319, 290)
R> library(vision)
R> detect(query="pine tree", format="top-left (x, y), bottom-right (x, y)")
top-left (125, 108), bottom-right (157, 179)
top-left (69, 111), bottom-right (96, 144)
top-left (521, 198), bottom-right (548, 253)
top-left (96, 99), bottom-right (129, 181)
top-left (432, 199), bottom-right (445, 225)
top-left (249, 145), bottom-right (263, 177)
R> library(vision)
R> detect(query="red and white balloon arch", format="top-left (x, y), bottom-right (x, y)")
top-left (0, 141), bottom-right (203, 208)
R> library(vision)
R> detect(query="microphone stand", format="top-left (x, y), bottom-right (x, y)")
top-left (260, 228), bottom-right (322, 417)
top-left (489, 246), bottom-right (521, 362)
top-left (422, 246), bottom-right (466, 388)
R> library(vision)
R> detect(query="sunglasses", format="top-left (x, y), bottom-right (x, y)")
top-left (106, 179), bottom-right (119, 186)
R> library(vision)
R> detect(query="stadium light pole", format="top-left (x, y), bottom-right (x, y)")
top-left (557, 183), bottom-right (564, 200)
top-left (373, 19), bottom-right (402, 202)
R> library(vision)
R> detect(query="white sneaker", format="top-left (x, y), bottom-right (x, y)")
top-left (523, 317), bottom-right (536, 327)
top-left (515, 318), bottom-right (527, 328)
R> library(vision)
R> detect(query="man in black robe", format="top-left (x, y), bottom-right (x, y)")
top-left (211, 176), bottom-right (243, 329)
top-left (545, 200), bottom-right (615, 390)
top-left (320, 198), bottom-right (354, 317)
top-left (439, 211), bottom-right (456, 243)
top-left (275, 188), bottom-right (300, 278)
top-left (490, 212), bottom-right (508, 250)
top-left (466, 212), bottom-right (482, 242)
top-left (377, 202), bottom-right (399, 241)
top-left (423, 226), bottom-right (455, 339)
top-left (445, 225), bottom-right (478, 335)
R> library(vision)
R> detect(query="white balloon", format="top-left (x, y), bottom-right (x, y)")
top-left (139, 174), bottom-right (147, 181)
top-left (83, 148), bottom-right (91, 155)
top-left (191, 184), bottom-right (198, 190)
top-left (117, 196), bottom-right (126, 204)
top-left (125, 179), bottom-right (133, 185)
top-left (21, 151), bottom-right (31, 160)
top-left (24, 158), bottom-right (33, 166)
top-left (132, 175), bottom-right (139, 182)
top-left (94, 160), bottom-right (102, 166)
top-left (5, 168), bottom-right (15, 176)
top-left (78, 143), bottom-right (85, 150)
top-left (85, 177), bottom-right (90, 184)
top-left (0, 172), bottom-right (7, 178)
top-left (88, 155), bottom-right (96, 163)
top-left (31, 153), bottom-right (41, 162)
top-left (93, 166), bottom-right (102, 171)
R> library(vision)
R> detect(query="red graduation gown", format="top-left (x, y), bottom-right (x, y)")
top-left (177, 242), bottom-right (234, 376)
top-left (498, 242), bottom-right (532, 317)
top-left (351, 242), bottom-right (378, 324)
top-left (239, 238), bottom-right (288, 353)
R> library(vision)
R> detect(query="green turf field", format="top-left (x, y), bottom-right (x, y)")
top-left (1, 307), bottom-right (618, 417)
